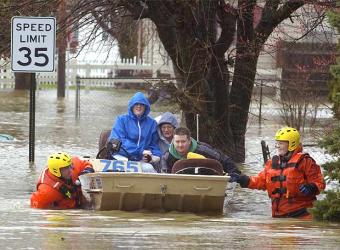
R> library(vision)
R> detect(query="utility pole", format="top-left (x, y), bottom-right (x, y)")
top-left (57, 0), bottom-right (67, 98)
top-left (137, 21), bottom-right (142, 63)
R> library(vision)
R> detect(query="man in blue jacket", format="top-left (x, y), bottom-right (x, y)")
top-left (108, 92), bottom-right (161, 165)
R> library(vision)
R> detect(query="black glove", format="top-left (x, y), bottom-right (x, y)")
top-left (79, 167), bottom-right (94, 176)
top-left (107, 138), bottom-right (122, 154)
top-left (229, 173), bottom-right (250, 188)
top-left (229, 173), bottom-right (241, 183)
top-left (299, 183), bottom-right (318, 196)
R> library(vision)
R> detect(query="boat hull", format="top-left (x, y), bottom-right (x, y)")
top-left (79, 172), bottom-right (229, 214)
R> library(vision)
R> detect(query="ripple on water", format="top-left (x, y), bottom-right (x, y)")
top-left (0, 89), bottom-right (339, 249)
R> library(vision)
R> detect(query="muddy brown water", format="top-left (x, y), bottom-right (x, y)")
top-left (0, 89), bottom-right (339, 249)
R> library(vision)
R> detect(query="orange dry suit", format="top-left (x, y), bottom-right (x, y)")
top-left (30, 156), bottom-right (92, 209)
top-left (247, 145), bottom-right (325, 218)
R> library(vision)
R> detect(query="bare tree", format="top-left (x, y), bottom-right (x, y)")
top-left (3, 0), bottom-right (335, 161)
top-left (91, 6), bottom-right (141, 59)
top-left (66, 0), bottom-right (335, 162)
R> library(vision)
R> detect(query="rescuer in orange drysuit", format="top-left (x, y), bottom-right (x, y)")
top-left (229, 127), bottom-right (325, 219)
top-left (30, 152), bottom-right (94, 209)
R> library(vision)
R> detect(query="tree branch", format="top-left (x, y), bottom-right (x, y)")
top-left (256, 1), bottom-right (305, 46)
top-left (237, 0), bottom-right (256, 40)
top-left (91, 10), bottom-right (117, 38)
top-left (145, 1), bottom-right (182, 72)
top-left (216, 3), bottom-right (237, 55)
top-left (123, 0), bottom-right (150, 19)
top-left (275, 1), bottom-right (305, 25)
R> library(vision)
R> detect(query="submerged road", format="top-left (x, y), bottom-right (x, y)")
top-left (0, 89), bottom-right (338, 249)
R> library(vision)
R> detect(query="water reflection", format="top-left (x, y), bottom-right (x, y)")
top-left (56, 99), bottom-right (66, 114)
top-left (0, 89), bottom-right (339, 249)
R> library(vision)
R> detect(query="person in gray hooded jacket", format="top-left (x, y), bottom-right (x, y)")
top-left (157, 112), bottom-right (179, 154)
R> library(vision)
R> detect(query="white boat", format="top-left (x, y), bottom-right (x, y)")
top-left (79, 158), bottom-right (230, 214)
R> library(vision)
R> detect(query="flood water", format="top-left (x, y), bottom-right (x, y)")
top-left (0, 89), bottom-right (339, 249)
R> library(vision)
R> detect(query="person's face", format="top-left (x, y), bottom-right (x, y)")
top-left (133, 103), bottom-right (145, 117)
top-left (161, 123), bottom-right (175, 141)
top-left (275, 140), bottom-right (289, 156)
top-left (173, 134), bottom-right (191, 156)
top-left (60, 165), bottom-right (72, 180)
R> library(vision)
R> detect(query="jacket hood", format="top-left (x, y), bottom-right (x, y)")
top-left (157, 112), bottom-right (178, 128)
top-left (128, 92), bottom-right (151, 120)
top-left (157, 112), bottom-right (178, 139)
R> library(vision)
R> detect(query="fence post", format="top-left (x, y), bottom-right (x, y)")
top-left (75, 75), bottom-right (80, 118)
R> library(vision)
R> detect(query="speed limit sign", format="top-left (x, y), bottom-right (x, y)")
top-left (11, 17), bottom-right (56, 72)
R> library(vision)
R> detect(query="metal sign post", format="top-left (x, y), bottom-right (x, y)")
top-left (11, 16), bottom-right (56, 163)
top-left (29, 74), bottom-right (36, 162)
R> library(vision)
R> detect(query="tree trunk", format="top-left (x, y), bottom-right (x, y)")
top-left (148, 1), bottom-right (241, 161)
top-left (183, 58), bottom-right (235, 159)
top-left (57, 46), bottom-right (66, 98)
top-left (123, 0), bottom-right (314, 163)
top-left (229, 54), bottom-right (259, 162)
top-left (175, 38), bottom-right (237, 159)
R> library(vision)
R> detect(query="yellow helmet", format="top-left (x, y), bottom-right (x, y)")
top-left (275, 127), bottom-right (300, 152)
top-left (47, 152), bottom-right (72, 177)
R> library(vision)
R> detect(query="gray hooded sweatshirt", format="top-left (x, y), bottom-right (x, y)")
top-left (157, 112), bottom-right (179, 154)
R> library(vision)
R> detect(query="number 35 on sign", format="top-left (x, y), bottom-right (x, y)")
top-left (11, 17), bottom-right (56, 72)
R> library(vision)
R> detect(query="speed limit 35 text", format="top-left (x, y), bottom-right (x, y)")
top-left (16, 23), bottom-right (52, 43)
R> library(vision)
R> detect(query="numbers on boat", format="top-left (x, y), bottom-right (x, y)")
top-left (99, 159), bottom-right (142, 172)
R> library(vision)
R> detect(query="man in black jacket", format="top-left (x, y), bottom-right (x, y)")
top-left (161, 127), bottom-right (241, 175)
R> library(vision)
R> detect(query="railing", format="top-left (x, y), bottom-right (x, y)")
top-left (0, 57), bottom-right (175, 89)
top-left (0, 60), bottom-right (14, 89)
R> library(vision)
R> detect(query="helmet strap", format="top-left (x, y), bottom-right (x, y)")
top-left (281, 151), bottom-right (293, 162)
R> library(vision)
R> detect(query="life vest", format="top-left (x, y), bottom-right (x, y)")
top-left (266, 153), bottom-right (311, 199)
top-left (248, 146), bottom-right (325, 218)
top-left (37, 168), bottom-right (78, 200)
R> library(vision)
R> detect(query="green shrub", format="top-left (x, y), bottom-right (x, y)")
top-left (312, 191), bottom-right (340, 222)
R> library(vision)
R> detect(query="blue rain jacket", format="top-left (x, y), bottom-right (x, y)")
top-left (109, 92), bottom-right (161, 161)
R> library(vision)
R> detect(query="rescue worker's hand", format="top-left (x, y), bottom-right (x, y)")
top-left (229, 173), bottom-right (250, 188)
top-left (299, 183), bottom-right (318, 196)
top-left (229, 173), bottom-right (241, 183)
top-left (79, 167), bottom-right (94, 176)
